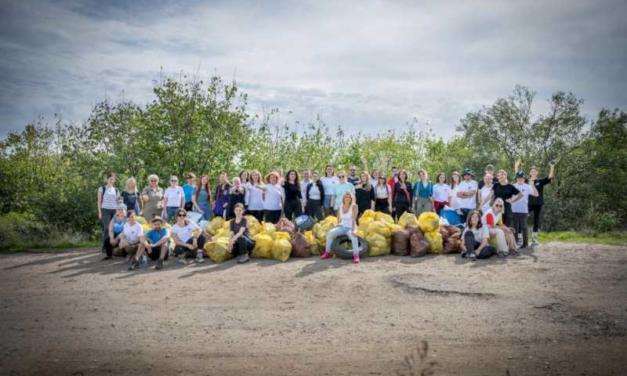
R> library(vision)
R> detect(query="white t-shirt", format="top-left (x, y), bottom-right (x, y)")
top-left (308, 183), bottom-right (321, 200)
top-left (122, 222), bottom-right (143, 243)
top-left (320, 176), bottom-right (339, 196)
top-left (458, 180), bottom-right (478, 209)
top-left (246, 184), bottom-right (265, 211)
top-left (375, 184), bottom-right (389, 199)
top-left (450, 186), bottom-right (462, 210)
top-left (433, 183), bottom-right (451, 202)
top-left (164, 186), bottom-right (184, 208)
top-left (171, 221), bottom-right (200, 243)
top-left (463, 225), bottom-right (489, 242)
top-left (263, 184), bottom-right (284, 211)
top-left (479, 185), bottom-right (493, 213)
top-left (512, 183), bottom-right (534, 214)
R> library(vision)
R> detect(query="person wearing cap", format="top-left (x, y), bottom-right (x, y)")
top-left (163, 175), bottom-right (185, 222)
top-left (122, 211), bottom-right (145, 270)
top-left (213, 173), bottom-right (231, 219)
top-left (512, 171), bottom-right (538, 248)
top-left (457, 168), bottom-right (478, 223)
top-left (141, 216), bottom-right (170, 270)
top-left (481, 170), bottom-right (523, 227)
top-left (141, 174), bottom-right (164, 222)
top-left (263, 171), bottom-right (284, 224)
top-left (182, 173), bottom-right (196, 212)
top-left (103, 203), bottom-right (127, 260)
top-left (171, 208), bottom-right (206, 263)
top-left (412, 169), bottom-right (434, 216)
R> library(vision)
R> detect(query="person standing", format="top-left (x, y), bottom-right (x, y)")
top-left (321, 192), bottom-right (362, 264)
top-left (320, 165), bottom-right (339, 216)
top-left (478, 173), bottom-right (494, 214)
top-left (413, 169), bottom-right (434, 216)
top-left (449, 171), bottom-right (462, 216)
top-left (457, 168), bottom-right (478, 223)
top-left (213, 173), bottom-right (231, 219)
top-left (245, 170), bottom-right (265, 222)
top-left (527, 161), bottom-right (556, 245)
top-left (432, 173), bottom-right (451, 215)
top-left (355, 172), bottom-right (375, 217)
top-left (163, 176), bottom-right (185, 222)
top-left (482, 170), bottom-right (522, 227)
top-left (121, 177), bottom-right (141, 215)
top-left (512, 171), bottom-right (538, 248)
top-left (263, 172), bottom-right (284, 224)
top-left (374, 175), bottom-right (392, 213)
top-left (282, 170), bottom-right (303, 221)
top-left (227, 177), bottom-right (246, 220)
top-left (300, 169), bottom-right (311, 213)
top-left (97, 172), bottom-right (120, 259)
top-left (347, 165), bottom-right (360, 185)
top-left (305, 170), bottom-right (325, 221)
top-left (182, 173), bottom-right (196, 211)
top-left (192, 175), bottom-right (212, 221)
top-left (141, 175), bottom-right (164, 222)
top-left (330, 171), bottom-right (356, 213)
top-left (392, 170), bottom-right (412, 220)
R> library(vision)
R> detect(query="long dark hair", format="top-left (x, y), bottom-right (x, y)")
top-left (465, 210), bottom-right (483, 229)
top-left (195, 175), bottom-right (211, 202)
top-left (285, 169), bottom-right (300, 186)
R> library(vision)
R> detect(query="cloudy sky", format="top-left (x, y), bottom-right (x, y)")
top-left (1, 0), bottom-right (626, 138)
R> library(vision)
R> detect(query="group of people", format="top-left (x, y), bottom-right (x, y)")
top-left (96, 159), bottom-right (555, 267)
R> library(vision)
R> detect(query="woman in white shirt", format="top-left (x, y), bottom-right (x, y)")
top-left (374, 175), bottom-right (392, 213)
top-left (122, 211), bottom-right (145, 270)
top-left (432, 172), bottom-right (451, 215)
top-left (97, 172), bottom-right (120, 258)
top-left (478, 173), bottom-right (494, 214)
top-left (321, 192), bottom-right (361, 264)
top-left (320, 165), bottom-right (339, 216)
top-left (305, 170), bottom-right (325, 221)
top-left (171, 208), bottom-right (207, 264)
top-left (245, 170), bottom-right (266, 222)
top-left (163, 176), bottom-right (185, 222)
top-left (461, 210), bottom-right (497, 261)
top-left (449, 171), bottom-right (462, 216)
top-left (263, 172), bottom-right (284, 224)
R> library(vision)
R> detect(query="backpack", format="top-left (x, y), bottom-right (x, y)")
top-left (100, 185), bottom-right (119, 204)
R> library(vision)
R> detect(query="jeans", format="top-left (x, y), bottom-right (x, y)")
top-left (513, 212), bottom-right (529, 247)
top-left (463, 231), bottom-right (497, 259)
top-left (101, 208), bottom-right (116, 253)
top-left (233, 236), bottom-right (254, 256)
top-left (166, 206), bottom-right (180, 222)
top-left (323, 195), bottom-right (334, 215)
top-left (325, 226), bottom-right (359, 256)
top-left (199, 203), bottom-right (212, 221)
top-left (528, 203), bottom-right (543, 232)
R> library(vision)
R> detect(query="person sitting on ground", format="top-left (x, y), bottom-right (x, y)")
top-left (105, 203), bottom-right (127, 259)
top-left (123, 211), bottom-right (145, 270)
top-left (461, 210), bottom-right (497, 261)
top-left (321, 192), bottom-right (361, 264)
top-left (482, 198), bottom-right (517, 256)
top-left (142, 216), bottom-right (170, 270)
top-left (171, 208), bottom-right (207, 264)
top-left (228, 203), bottom-right (255, 264)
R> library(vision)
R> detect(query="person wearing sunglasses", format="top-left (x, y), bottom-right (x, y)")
top-left (347, 165), bottom-right (360, 186)
top-left (163, 176), bottom-right (185, 223)
top-left (482, 198), bottom-right (516, 256)
top-left (330, 171), bottom-right (356, 213)
top-left (320, 165), bottom-right (339, 216)
top-left (171, 208), bottom-right (206, 264)
top-left (141, 174), bottom-right (164, 222)
top-left (182, 173), bottom-right (196, 212)
top-left (321, 192), bottom-right (361, 264)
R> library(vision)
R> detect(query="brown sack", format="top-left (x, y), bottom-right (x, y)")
top-left (290, 232), bottom-right (311, 258)
top-left (277, 218), bottom-right (296, 234)
top-left (443, 233), bottom-right (462, 254)
top-left (409, 233), bottom-right (428, 257)
top-left (392, 229), bottom-right (410, 256)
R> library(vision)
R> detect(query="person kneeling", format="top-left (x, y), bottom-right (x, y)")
top-left (122, 211), bottom-right (146, 270)
top-left (142, 216), bottom-right (170, 270)
top-left (228, 203), bottom-right (255, 264)
top-left (171, 208), bottom-right (207, 264)
top-left (461, 210), bottom-right (496, 261)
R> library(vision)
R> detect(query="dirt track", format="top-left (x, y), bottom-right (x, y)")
top-left (1, 242), bottom-right (626, 376)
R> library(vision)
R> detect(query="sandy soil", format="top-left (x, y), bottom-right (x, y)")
top-left (0, 241), bottom-right (626, 376)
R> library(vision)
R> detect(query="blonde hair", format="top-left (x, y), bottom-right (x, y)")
top-left (342, 192), bottom-right (354, 205)
top-left (250, 170), bottom-right (262, 185)
top-left (147, 174), bottom-right (159, 184)
top-left (126, 177), bottom-right (137, 192)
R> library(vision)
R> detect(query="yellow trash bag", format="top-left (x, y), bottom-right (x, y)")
top-left (360, 210), bottom-right (376, 223)
top-left (366, 233), bottom-right (390, 256)
top-left (418, 212), bottom-right (440, 233)
top-left (214, 228), bottom-right (230, 239)
top-left (313, 216), bottom-right (337, 245)
top-left (222, 220), bottom-right (231, 230)
top-left (424, 231), bottom-right (444, 254)
top-left (386, 223), bottom-right (403, 233)
top-left (303, 230), bottom-right (320, 255)
top-left (262, 222), bottom-right (277, 239)
top-left (203, 237), bottom-right (232, 263)
top-left (275, 231), bottom-right (291, 241)
top-left (141, 223), bottom-right (151, 233)
top-left (245, 215), bottom-right (262, 236)
top-left (271, 238), bottom-right (292, 262)
top-left (356, 229), bottom-right (366, 239)
top-left (136, 216), bottom-right (147, 225)
top-left (366, 221), bottom-right (392, 238)
top-left (374, 211), bottom-right (395, 224)
top-left (398, 212), bottom-right (419, 228)
top-left (206, 217), bottom-right (225, 235)
top-left (252, 233), bottom-right (273, 258)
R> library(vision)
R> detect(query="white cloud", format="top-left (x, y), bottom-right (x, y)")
top-left (1, 0), bottom-right (626, 137)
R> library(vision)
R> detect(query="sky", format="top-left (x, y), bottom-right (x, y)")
top-left (1, 0), bottom-right (626, 138)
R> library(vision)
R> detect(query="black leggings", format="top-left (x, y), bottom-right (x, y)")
top-left (174, 235), bottom-right (207, 258)
top-left (463, 231), bottom-right (497, 259)
top-left (264, 210), bottom-right (281, 224)
top-left (374, 198), bottom-right (390, 213)
top-left (528, 203), bottom-right (543, 232)
top-left (283, 199), bottom-right (302, 221)
top-left (394, 202), bottom-right (411, 220)
top-left (305, 199), bottom-right (324, 221)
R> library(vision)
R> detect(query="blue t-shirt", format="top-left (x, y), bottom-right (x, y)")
top-left (146, 228), bottom-right (168, 244)
top-left (333, 183), bottom-right (356, 210)
top-left (182, 184), bottom-right (195, 203)
top-left (112, 216), bottom-right (126, 236)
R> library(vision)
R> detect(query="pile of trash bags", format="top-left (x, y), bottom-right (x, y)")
top-left (196, 209), bottom-right (462, 263)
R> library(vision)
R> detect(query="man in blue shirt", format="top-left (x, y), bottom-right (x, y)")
top-left (182, 173), bottom-right (196, 211)
top-left (142, 216), bottom-right (171, 270)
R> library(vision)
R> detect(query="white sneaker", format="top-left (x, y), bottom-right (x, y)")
top-left (195, 255), bottom-right (205, 263)
top-left (531, 233), bottom-right (539, 245)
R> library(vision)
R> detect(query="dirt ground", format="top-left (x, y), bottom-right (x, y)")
top-left (0, 242), bottom-right (626, 376)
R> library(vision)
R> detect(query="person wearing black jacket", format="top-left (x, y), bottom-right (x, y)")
top-left (355, 172), bottom-right (375, 217)
top-left (282, 169), bottom-right (303, 221)
top-left (305, 170), bottom-right (325, 221)
top-left (392, 170), bottom-right (413, 220)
